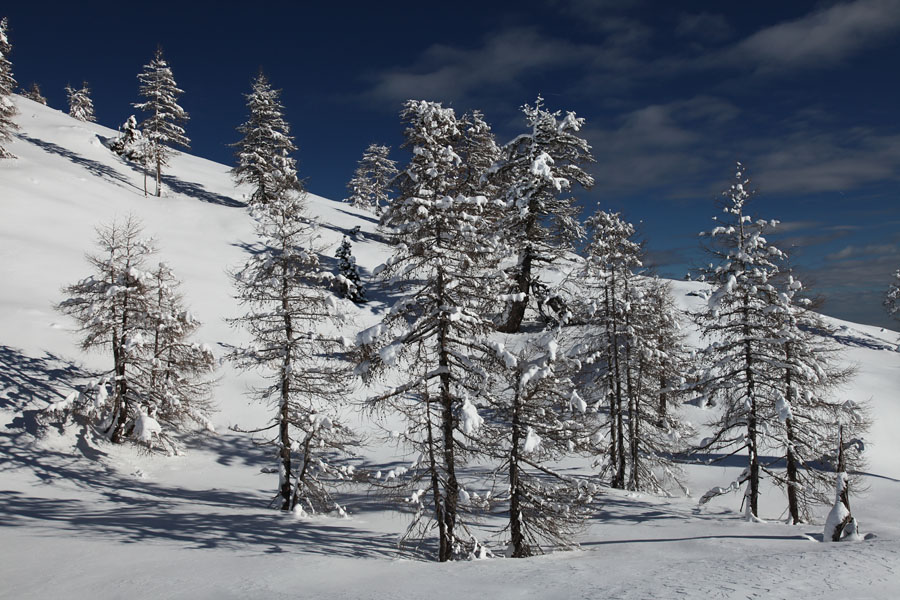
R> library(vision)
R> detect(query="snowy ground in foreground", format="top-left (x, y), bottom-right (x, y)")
top-left (2, 97), bottom-right (899, 598)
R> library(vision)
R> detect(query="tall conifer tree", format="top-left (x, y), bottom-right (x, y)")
top-left (232, 72), bottom-right (301, 207)
top-left (356, 100), bottom-right (504, 561)
top-left (346, 143), bottom-right (397, 215)
top-left (134, 47), bottom-right (190, 197)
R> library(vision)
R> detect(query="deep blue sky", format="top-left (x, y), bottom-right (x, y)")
top-left (5, 1), bottom-right (900, 328)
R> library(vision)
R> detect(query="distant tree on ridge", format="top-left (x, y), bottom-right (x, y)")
top-left (66, 82), bottom-right (96, 123)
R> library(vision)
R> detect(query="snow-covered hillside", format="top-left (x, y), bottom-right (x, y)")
top-left (2, 97), bottom-right (899, 598)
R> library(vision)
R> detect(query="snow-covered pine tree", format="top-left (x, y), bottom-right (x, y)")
top-left (345, 143), bottom-right (397, 215)
top-left (759, 272), bottom-right (862, 523)
top-left (335, 236), bottom-right (365, 303)
top-left (457, 109), bottom-right (500, 198)
top-left (228, 190), bottom-right (356, 514)
top-left (232, 72), bottom-right (302, 208)
top-left (0, 17), bottom-right (18, 159)
top-left (53, 219), bottom-right (216, 450)
top-left (355, 100), bottom-right (504, 561)
top-left (130, 262), bottom-right (216, 453)
top-left (56, 217), bottom-right (157, 444)
top-left (575, 210), bottom-right (692, 493)
top-left (482, 330), bottom-right (596, 557)
top-left (490, 96), bottom-right (594, 332)
top-left (885, 269), bottom-right (900, 323)
top-left (66, 82), bottom-right (96, 123)
top-left (134, 47), bottom-right (189, 197)
top-left (24, 82), bottom-right (47, 105)
top-left (694, 162), bottom-right (790, 520)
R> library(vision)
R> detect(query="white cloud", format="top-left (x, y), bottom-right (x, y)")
top-left (825, 243), bottom-right (899, 262)
top-left (366, 28), bottom-right (593, 105)
top-left (726, 0), bottom-right (900, 70)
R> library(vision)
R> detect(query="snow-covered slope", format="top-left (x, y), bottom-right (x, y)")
top-left (1, 97), bottom-right (899, 598)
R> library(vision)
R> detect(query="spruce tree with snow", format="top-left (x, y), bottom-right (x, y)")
top-left (52, 218), bottom-right (216, 450)
top-left (490, 96), bottom-right (594, 332)
top-left (65, 82), bottom-right (96, 123)
top-left (575, 210), bottom-right (692, 493)
top-left (24, 82), bottom-right (47, 105)
top-left (482, 330), bottom-right (597, 557)
top-left (355, 100), bottom-right (505, 561)
top-left (885, 269), bottom-right (900, 323)
top-left (134, 47), bottom-right (190, 197)
top-left (228, 190), bottom-right (356, 514)
top-left (457, 110), bottom-right (501, 198)
top-left (0, 17), bottom-right (18, 159)
top-left (232, 72), bottom-right (302, 208)
top-left (693, 163), bottom-right (793, 520)
top-left (345, 143), bottom-right (397, 215)
top-left (335, 236), bottom-right (365, 303)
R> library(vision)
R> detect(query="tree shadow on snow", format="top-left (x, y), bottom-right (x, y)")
top-left (160, 174), bottom-right (245, 208)
top-left (332, 206), bottom-right (380, 226)
top-left (0, 345), bottom-right (90, 410)
top-left (0, 345), bottom-right (420, 560)
top-left (0, 486), bottom-right (403, 558)
top-left (0, 345), bottom-right (95, 435)
top-left (17, 134), bottom-right (141, 193)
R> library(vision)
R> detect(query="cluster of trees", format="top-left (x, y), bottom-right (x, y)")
top-left (4, 7), bottom-right (881, 557)
top-left (692, 164), bottom-right (866, 526)
top-left (0, 18), bottom-right (190, 195)
top-left (50, 217), bottom-right (215, 453)
top-left (48, 79), bottom-right (874, 559)
top-left (348, 99), bottom-right (869, 558)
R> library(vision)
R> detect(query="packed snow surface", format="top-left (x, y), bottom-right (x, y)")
top-left (2, 97), bottom-right (899, 598)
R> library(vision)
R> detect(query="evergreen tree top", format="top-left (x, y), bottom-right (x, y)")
top-left (232, 72), bottom-right (302, 206)
top-left (134, 46), bottom-right (190, 150)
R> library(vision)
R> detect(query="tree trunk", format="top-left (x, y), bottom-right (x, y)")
top-left (423, 393), bottom-right (447, 561)
top-left (111, 278), bottom-right (132, 444)
top-left (499, 250), bottom-right (531, 333)
top-left (744, 329), bottom-right (760, 519)
top-left (155, 154), bottom-right (162, 197)
top-left (785, 417), bottom-right (800, 524)
top-left (784, 344), bottom-right (801, 524)
top-left (658, 375), bottom-right (668, 426)
top-left (437, 269), bottom-right (458, 561)
top-left (611, 272), bottom-right (626, 489)
top-left (509, 384), bottom-right (526, 557)
top-left (279, 270), bottom-right (294, 512)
